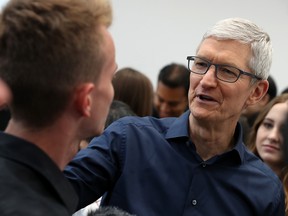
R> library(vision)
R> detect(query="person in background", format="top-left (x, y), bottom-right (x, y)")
top-left (247, 93), bottom-right (288, 215)
top-left (112, 67), bottom-right (154, 117)
top-left (240, 75), bottom-right (278, 142)
top-left (0, 0), bottom-right (116, 215)
top-left (105, 100), bottom-right (136, 128)
top-left (64, 17), bottom-right (285, 215)
top-left (153, 63), bottom-right (190, 118)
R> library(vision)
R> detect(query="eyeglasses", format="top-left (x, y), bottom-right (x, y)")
top-left (186, 56), bottom-right (261, 83)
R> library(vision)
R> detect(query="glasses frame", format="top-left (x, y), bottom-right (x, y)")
top-left (186, 56), bottom-right (262, 83)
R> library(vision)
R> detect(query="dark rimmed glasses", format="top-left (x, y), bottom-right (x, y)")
top-left (186, 56), bottom-right (261, 83)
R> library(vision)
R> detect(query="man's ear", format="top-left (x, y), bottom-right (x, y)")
top-left (0, 79), bottom-right (11, 110)
top-left (246, 80), bottom-right (269, 107)
top-left (74, 83), bottom-right (95, 117)
top-left (258, 93), bottom-right (270, 106)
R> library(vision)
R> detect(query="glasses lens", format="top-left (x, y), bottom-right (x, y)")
top-left (189, 57), bottom-right (209, 75)
top-left (217, 65), bottom-right (240, 82)
top-left (187, 56), bottom-right (244, 83)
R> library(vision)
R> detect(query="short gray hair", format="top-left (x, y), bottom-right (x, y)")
top-left (198, 17), bottom-right (272, 80)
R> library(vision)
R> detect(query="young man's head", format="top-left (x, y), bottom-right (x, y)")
top-left (154, 63), bottom-right (190, 118)
top-left (0, 0), bottom-right (117, 167)
top-left (0, 0), bottom-right (116, 136)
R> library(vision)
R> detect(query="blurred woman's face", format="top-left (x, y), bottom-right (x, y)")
top-left (256, 102), bottom-right (288, 170)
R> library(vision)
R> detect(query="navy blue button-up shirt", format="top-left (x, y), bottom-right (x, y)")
top-left (65, 111), bottom-right (285, 216)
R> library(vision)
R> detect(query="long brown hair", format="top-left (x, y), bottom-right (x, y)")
top-left (247, 93), bottom-right (288, 214)
top-left (113, 67), bottom-right (153, 116)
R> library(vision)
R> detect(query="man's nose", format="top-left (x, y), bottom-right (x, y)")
top-left (200, 65), bottom-right (218, 86)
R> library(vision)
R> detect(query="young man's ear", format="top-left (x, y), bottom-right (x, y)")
top-left (74, 83), bottom-right (95, 117)
top-left (246, 80), bottom-right (269, 107)
top-left (0, 79), bottom-right (11, 110)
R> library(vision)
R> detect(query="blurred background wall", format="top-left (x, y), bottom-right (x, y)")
top-left (109, 0), bottom-right (288, 93)
top-left (0, 0), bottom-right (287, 92)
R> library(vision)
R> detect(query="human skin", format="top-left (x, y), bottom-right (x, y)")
top-left (154, 81), bottom-right (187, 118)
top-left (86, 26), bottom-right (117, 136)
top-left (187, 37), bottom-right (268, 160)
top-left (256, 102), bottom-right (288, 176)
top-left (0, 78), bottom-right (11, 110)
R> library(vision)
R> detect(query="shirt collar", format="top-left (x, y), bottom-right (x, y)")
top-left (165, 110), bottom-right (190, 140)
top-left (165, 111), bottom-right (246, 164)
top-left (231, 122), bottom-right (246, 164)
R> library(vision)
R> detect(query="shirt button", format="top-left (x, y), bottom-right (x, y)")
top-left (201, 163), bottom-right (206, 167)
top-left (191, 199), bottom-right (197, 206)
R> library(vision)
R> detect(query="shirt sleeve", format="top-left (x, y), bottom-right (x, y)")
top-left (63, 121), bottom-right (126, 210)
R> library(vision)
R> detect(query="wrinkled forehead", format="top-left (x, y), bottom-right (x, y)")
top-left (196, 37), bottom-right (252, 69)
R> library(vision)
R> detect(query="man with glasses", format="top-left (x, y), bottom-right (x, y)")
top-left (65, 18), bottom-right (285, 215)
top-left (186, 56), bottom-right (262, 82)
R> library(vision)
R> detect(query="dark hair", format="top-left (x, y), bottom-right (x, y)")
top-left (0, 0), bottom-right (112, 127)
top-left (158, 63), bottom-right (190, 94)
top-left (105, 100), bottom-right (136, 128)
top-left (87, 206), bottom-right (135, 216)
top-left (113, 67), bottom-right (153, 116)
top-left (267, 75), bottom-right (277, 101)
top-left (281, 87), bottom-right (288, 94)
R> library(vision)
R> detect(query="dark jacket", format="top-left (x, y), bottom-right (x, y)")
top-left (0, 132), bottom-right (78, 216)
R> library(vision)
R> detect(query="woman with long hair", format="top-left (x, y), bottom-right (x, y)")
top-left (247, 93), bottom-right (288, 215)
